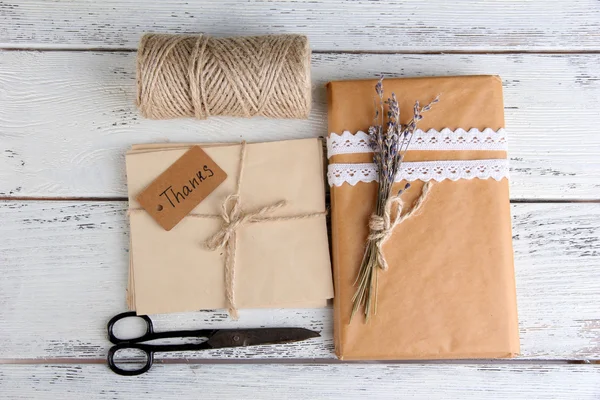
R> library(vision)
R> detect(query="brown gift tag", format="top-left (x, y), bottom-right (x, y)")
top-left (136, 146), bottom-right (227, 231)
top-left (327, 76), bottom-right (519, 360)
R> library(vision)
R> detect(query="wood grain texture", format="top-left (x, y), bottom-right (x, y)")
top-left (1, 51), bottom-right (599, 199)
top-left (1, 364), bottom-right (599, 399)
top-left (1, 0), bottom-right (600, 51)
top-left (1, 201), bottom-right (598, 361)
top-left (0, 1), bottom-right (598, 396)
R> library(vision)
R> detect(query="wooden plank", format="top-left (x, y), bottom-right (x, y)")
top-left (1, 1), bottom-right (599, 51)
top-left (1, 201), bottom-right (599, 361)
top-left (0, 364), bottom-right (599, 399)
top-left (0, 52), bottom-right (599, 199)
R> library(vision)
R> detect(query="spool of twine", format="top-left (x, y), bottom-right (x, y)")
top-left (136, 33), bottom-right (312, 120)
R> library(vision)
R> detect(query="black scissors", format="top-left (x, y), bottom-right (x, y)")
top-left (107, 311), bottom-right (320, 376)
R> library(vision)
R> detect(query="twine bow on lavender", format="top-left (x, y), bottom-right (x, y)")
top-left (367, 182), bottom-right (432, 271)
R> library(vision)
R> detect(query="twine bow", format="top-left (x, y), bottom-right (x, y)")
top-left (203, 194), bottom-right (288, 319)
top-left (205, 195), bottom-right (287, 251)
top-left (200, 142), bottom-right (326, 319)
top-left (367, 181), bottom-right (432, 271)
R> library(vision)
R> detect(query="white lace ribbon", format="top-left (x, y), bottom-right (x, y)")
top-left (327, 128), bottom-right (507, 158)
top-left (327, 159), bottom-right (509, 187)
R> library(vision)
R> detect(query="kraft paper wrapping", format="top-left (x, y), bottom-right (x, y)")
top-left (126, 139), bottom-right (333, 315)
top-left (328, 76), bottom-right (520, 359)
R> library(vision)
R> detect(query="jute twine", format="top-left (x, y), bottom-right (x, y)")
top-left (130, 142), bottom-right (326, 319)
top-left (367, 181), bottom-right (433, 271)
top-left (136, 33), bottom-right (312, 120)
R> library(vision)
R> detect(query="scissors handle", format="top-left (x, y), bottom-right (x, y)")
top-left (107, 342), bottom-right (154, 376)
top-left (107, 311), bottom-right (153, 344)
top-left (106, 312), bottom-right (214, 375)
top-left (108, 311), bottom-right (216, 344)
top-left (107, 340), bottom-right (216, 376)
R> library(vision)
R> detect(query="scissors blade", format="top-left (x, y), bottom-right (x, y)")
top-left (205, 328), bottom-right (320, 349)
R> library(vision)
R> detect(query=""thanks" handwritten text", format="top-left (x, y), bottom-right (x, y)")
top-left (159, 165), bottom-right (215, 207)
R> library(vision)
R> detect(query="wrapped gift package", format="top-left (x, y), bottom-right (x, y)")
top-left (327, 76), bottom-right (520, 359)
top-left (125, 139), bottom-right (334, 315)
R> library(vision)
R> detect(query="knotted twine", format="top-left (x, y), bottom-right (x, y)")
top-left (136, 33), bottom-right (312, 120)
top-left (131, 142), bottom-right (326, 319)
top-left (367, 181), bottom-right (433, 271)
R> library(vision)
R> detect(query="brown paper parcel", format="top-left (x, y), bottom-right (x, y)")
top-left (126, 138), bottom-right (334, 315)
top-left (328, 76), bottom-right (519, 359)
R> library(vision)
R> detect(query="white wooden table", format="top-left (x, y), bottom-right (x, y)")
top-left (1, 1), bottom-right (599, 398)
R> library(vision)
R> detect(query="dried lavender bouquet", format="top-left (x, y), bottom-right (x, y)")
top-left (351, 78), bottom-right (438, 321)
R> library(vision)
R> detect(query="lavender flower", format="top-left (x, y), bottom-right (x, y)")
top-left (351, 78), bottom-right (439, 322)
